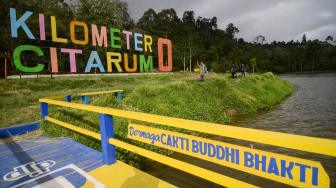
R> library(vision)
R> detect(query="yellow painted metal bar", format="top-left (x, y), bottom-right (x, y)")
top-left (80, 90), bottom-right (124, 96)
top-left (47, 95), bottom-right (66, 100)
top-left (109, 138), bottom-right (259, 188)
top-left (45, 116), bottom-right (101, 140)
top-left (39, 98), bottom-right (336, 157)
top-left (44, 115), bottom-right (258, 187)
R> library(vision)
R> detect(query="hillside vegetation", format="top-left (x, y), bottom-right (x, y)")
top-left (37, 73), bottom-right (293, 169)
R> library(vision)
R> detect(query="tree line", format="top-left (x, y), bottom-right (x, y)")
top-left (1, 0), bottom-right (335, 75)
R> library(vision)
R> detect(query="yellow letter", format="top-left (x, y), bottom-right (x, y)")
top-left (50, 16), bottom-right (67, 43)
top-left (144, 35), bottom-right (153, 52)
top-left (106, 52), bottom-right (123, 72)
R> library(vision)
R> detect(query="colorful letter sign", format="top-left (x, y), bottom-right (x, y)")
top-left (8, 8), bottom-right (173, 73)
top-left (128, 123), bottom-right (330, 188)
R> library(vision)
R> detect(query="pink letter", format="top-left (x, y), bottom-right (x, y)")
top-left (39, 14), bottom-right (45, 40)
top-left (50, 47), bottom-right (58, 73)
top-left (123, 30), bottom-right (132, 50)
top-left (61, 48), bottom-right (82, 73)
top-left (91, 24), bottom-right (107, 47)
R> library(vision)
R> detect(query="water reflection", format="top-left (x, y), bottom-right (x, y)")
top-left (147, 73), bottom-right (336, 187)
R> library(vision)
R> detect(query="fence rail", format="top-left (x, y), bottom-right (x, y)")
top-left (39, 97), bottom-right (336, 188)
top-left (39, 98), bottom-right (336, 157)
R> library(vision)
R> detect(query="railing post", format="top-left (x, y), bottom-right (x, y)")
top-left (99, 113), bottom-right (116, 165)
top-left (116, 92), bottom-right (123, 102)
top-left (81, 96), bottom-right (89, 104)
top-left (40, 102), bottom-right (48, 119)
top-left (65, 95), bottom-right (71, 102)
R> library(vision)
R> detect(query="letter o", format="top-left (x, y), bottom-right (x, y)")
top-left (157, 38), bottom-right (173, 72)
top-left (70, 21), bottom-right (89, 45)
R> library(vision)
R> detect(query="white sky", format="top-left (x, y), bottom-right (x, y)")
top-left (124, 0), bottom-right (336, 42)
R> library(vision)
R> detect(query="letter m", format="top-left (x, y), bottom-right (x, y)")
top-left (140, 55), bottom-right (153, 72)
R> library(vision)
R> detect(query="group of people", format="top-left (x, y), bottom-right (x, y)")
top-left (231, 63), bottom-right (247, 78)
top-left (196, 61), bottom-right (248, 81)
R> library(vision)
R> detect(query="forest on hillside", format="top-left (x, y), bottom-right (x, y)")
top-left (1, 0), bottom-right (335, 74)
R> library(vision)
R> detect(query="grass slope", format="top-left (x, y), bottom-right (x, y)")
top-left (34, 72), bottom-right (293, 169)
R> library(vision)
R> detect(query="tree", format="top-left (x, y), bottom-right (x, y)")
top-left (156, 9), bottom-right (180, 37)
top-left (326, 35), bottom-right (333, 42)
top-left (250, 58), bottom-right (257, 73)
top-left (137, 8), bottom-right (157, 32)
top-left (210, 17), bottom-right (217, 30)
top-left (302, 34), bottom-right (307, 44)
top-left (225, 23), bottom-right (239, 39)
top-left (254, 35), bottom-right (266, 44)
top-left (182, 11), bottom-right (195, 26)
top-left (75, 0), bottom-right (129, 28)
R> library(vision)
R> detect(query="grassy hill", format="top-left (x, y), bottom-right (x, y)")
top-left (4, 72), bottom-right (293, 169)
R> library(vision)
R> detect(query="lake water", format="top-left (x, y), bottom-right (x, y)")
top-left (147, 73), bottom-right (336, 187)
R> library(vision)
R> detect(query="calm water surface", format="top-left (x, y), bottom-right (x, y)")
top-left (147, 73), bottom-right (336, 187)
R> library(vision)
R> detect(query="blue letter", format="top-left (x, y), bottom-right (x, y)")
top-left (255, 154), bottom-right (267, 172)
top-left (280, 160), bottom-right (294, 180)
top-left (225, 147), bottom-right (236, 163)
top-left (216, 145), bottom-right (225, 160)
top-left (192, 140), bottom-right (199, 153)
top-left (134, 33), bottom-right (143, 51)
top-left (295, 163), bottom-right (311, 183)
top-left (10, 8), bottom-right (35, 39)
top-left (161, 133), bottom-right (166, 145)
top-left (172, 136), bottom-right (179, 148)
top-left (244, 152), bottom-right (254, 168)
top-left (85, 51), bottom-right (105, 73)
top-left (312, 167), bottom-right (318, 186)
top-left (208, 143), bottom-right (216, 158)
top-left (267, 157), bottom-right (279, 175)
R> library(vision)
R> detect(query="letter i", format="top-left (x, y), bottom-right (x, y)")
top-left (50, 47), bottom-right (58, 73)
top-left (186, 138), bottom-right (189, 151)
top-left (235, 149), bottom-right (240, 164)
top-left (39, 14), bottom-right (46, 40)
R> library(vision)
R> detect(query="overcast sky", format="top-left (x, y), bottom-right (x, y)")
top-left (123, 0), bottom-right (336, 42)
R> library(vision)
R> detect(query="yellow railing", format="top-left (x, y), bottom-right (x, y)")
top-left (39, 97), bottom-right (336, 188)
top-left (47, 89), bottom-right (124, 104)
top-left (39, 98), bottom-right (336, 157)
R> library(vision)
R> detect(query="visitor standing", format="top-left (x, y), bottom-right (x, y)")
top-left (197, 61), bottom-right (207, 81)
top-left (231, 63), bottom-right (237, 78)
top-left (241, 63), bottom-right (246, 78)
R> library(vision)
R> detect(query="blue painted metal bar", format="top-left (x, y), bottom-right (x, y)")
top-left (65, 95), bottom-right (71, 102)
top-left (116, 92), bottom-right (123, 102)
top-left (81, 96), bottom-right (89, 104)
top-left (99, 114), bottom-right (116, 165)
top-left (0, 122), bottom-right (39, 138)
top-left (40, 102), bottom-right (48, 119)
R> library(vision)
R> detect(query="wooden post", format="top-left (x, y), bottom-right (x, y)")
top-left (4, 52), bottom-right (8, 80)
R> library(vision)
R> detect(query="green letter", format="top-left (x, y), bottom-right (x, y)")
top-left (139, 55), bottom-right (153, 72)
top-left (110, 28), bottom-right (121, 48)
top-left (13, 45), bottom-right (44, 72)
